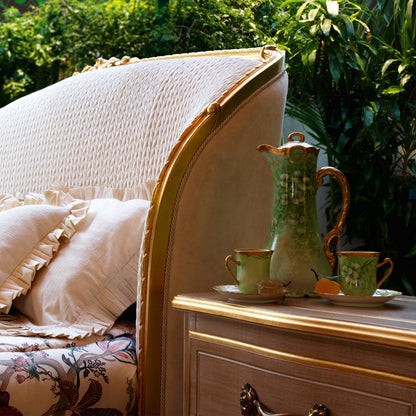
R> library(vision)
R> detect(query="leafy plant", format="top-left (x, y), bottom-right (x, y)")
top-left (165, 0), bottom-right (274, 54)
top-left (0, 0), bottom-right (275, 106)
top-left (0, 0), bottom-right (44, 14)
top-left (0, 0), bottom-right (160, 106)
top-left (272, 0), bottom-right (416, 294)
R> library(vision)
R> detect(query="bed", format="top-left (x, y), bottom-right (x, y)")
top-left (0, 46), bottom-right (288, 415)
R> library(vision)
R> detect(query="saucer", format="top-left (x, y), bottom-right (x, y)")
top-left (213, 285), bottom-right (287, 304)
top-left (319, 289), bottom-right (402, 307)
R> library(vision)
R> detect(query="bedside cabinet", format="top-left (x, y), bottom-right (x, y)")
top-left (172, 293), bottom-right (416, 416)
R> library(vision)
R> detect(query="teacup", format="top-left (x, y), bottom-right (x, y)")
top-left (337, 251), bottom-right (393, 296)
top-left (225, 249), bottom-right (273, 294)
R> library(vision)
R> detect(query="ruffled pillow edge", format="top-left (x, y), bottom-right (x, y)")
top-left (0, 192), bottom-right (89, 313)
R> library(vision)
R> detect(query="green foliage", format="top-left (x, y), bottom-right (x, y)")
top-left (0, 0), bottom-right (160, 106)
top-left (273, 0), bottom-right (416, 294)
top-left (0, 0), bottom-right (44, 13)
top-left (166, 0), bottom-right (274, 53)
top-left (0, 0), bottom-right (275, 106)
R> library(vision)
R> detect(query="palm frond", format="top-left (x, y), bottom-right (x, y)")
top-left (286, 98), bottom-right (330, 151)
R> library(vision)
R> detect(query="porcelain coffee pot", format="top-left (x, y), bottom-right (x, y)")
top-left (257, 132), bottom-right (350, 296)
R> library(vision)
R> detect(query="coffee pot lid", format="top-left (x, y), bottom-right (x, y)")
top-left (257, 132), bottom-right (319, 156)
top-left (277, 132), bottom-right (319, 154)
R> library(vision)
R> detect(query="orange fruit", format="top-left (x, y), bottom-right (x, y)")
top-left (315, 278), bottom-right (340, 295)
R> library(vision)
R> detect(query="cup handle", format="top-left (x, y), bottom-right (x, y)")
top-left (376, 257), bottom-right (394, 288)
top-left (225, 255), bottom-right (240, 285)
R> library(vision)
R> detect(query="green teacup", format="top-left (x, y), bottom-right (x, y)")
top-left (337, 251), bottom-right (393, 296)
top-left (225, 249), bottom-right (273, 293)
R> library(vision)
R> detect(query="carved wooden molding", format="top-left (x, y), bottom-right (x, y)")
top-left (74, 56), bottom-right (141, 75)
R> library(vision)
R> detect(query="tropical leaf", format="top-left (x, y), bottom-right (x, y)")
top-left (329, 58), bottom-right (340, 82)
top-left (398, 63), bottom-right (407, 74)
top-left (59, 380), bottom-right (79, 407)
top-left (400, 74), bottom-right (412, 86)
top-left (310, 23), bottom-right (319, 35)
top-left (339, 14), bottom-right (354, 35)
top-left (381, 58), bottom-right (398, 77)
top-left (382, 85), bottom-right (405, 95)
top-left (286, 99), bottom-right (329, 148)
top-left (326, 0), bottom-right (339, 17)
top-left (77, 379), bottom-right (102, 409)
top-left (308, 7), bottom-right (319, 20)
top-left (296, 0), bottom-right (313, 21)
top-left (335, 133), bottom-right (349, 153)
top-left (322, 17), bottom-right (332, 35)
top-left (83, 408), bottom-right (122, 416)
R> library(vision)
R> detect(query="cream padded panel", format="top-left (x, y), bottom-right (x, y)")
top-left (0, 56), bottom-right (261, 194)
top-left (161, 71), bottom-right (288, 415)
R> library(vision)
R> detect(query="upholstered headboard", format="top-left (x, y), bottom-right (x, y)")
top-left (0, 46), bottom-right (288, 415)
top-left (0, 51), bottom-right (268, 193)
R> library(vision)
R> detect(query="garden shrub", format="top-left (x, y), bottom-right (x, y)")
top-left (0, 0), bottom-right (160, 106)
top-left (0, 0), bottom-right (274, 106)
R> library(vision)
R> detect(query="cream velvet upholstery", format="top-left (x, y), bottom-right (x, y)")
top-left (0, 47), bottom-right (288, 415)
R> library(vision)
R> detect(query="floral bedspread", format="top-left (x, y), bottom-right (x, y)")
top-left (0, 319), bottom-right (137, 415)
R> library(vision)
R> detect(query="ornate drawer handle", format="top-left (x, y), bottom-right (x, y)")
top-left (240, 383), bottom-right (330, 416)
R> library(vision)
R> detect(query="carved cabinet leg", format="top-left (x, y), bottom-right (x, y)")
top-left (240, 383), bottom-right (331, 416)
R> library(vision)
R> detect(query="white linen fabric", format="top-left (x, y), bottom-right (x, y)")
top-left (7, 198), bottom-right (149, 338)
top-left (0, 192), bottom-right (88, 313)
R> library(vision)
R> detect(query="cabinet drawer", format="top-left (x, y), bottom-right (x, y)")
top-left (187, 332), bottom-right (416, 416)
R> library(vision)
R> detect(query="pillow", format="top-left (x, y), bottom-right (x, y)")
top-left (0, 192), bottom-right (88, 313)
top-left (12, 198), bottom-right (150, 339)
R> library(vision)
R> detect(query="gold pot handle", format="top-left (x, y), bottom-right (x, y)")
top-left (316, 167), bottom-right (350, 273)
top-left (240, 383), bottom-right (331, 416)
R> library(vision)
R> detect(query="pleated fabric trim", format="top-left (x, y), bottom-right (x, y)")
top-left (0, 313), bottom-right (107, 339)
top-left (0, 254), bottom-right (137, 339)
top-left (49, 182), bottom-right (156, 202)
top-left (0, 191), bottom-right (89, 313)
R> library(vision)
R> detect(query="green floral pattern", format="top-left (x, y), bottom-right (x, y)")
top-left (262, 146), bottom-right (331, 296)
top-left (338, 254), bottom-right (379, 296)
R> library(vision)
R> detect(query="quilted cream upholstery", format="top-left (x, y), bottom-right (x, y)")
top-left (0, 55), bottom-right (261, 194)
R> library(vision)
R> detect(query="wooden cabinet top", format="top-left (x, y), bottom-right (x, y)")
top-left (172, 293), bottom-right (416, 351)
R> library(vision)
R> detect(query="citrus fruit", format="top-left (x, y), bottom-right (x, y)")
top-left (315, 278), bottom-right (340, 295)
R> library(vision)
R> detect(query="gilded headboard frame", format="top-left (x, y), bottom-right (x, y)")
top-left (136, 46), bottom-right (286, 415)
top-left (0, 44), bottom-right (287, 415)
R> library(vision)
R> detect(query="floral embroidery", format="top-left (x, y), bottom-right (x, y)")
top-left (57, 379), bottom-right (122, 416)
top-left (0, 335), bottom-right (137, 415)
top-left (97, 338), bottom-right (136, 365)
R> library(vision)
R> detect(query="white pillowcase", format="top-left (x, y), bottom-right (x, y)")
top-left (0, 194), bottom-right (88, 313)
top-left (13, 198), bottom-right (150, 338)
